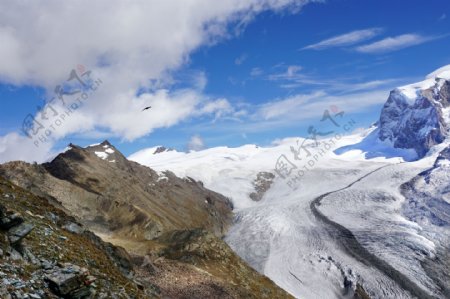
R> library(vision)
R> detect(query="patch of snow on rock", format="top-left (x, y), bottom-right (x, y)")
top-left (94, 151), bottom-right (108, 160)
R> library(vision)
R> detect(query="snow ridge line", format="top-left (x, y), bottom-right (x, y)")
top-left (310, 163), bottom-right (436, 299)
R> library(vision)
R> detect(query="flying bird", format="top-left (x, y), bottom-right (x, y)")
top-left (142, 106), bottom-right (152, 111)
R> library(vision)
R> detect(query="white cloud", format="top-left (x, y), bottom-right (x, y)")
top-left (439, 14), bottom-right (446, 21)
top-left (286, 65), bottom-right (302, 77)
top-left (0, 0), bottom-right (314, 162)
top-left (0, 133), bottom-right (55, 163)
top-left (250, 67), bottom-right (264, 76)
top-left (258, 90), bottom-right (326, 120)
top-left (194, 98), bottom-right (235, 120)
top-left (343, 79), bottom-right (397, 92)
top-left (235, 53), bottom-right (248, 65)
top-left (302, 28), bottom-right (382, 50)
top-left (267, 64), bottom-right (400, 91)
top-left (268, 64), bottom-right (303, 80)
top-left (356, 34), bottom-right (437, 53)
top-left (256, 89), bottom-right (388, 122)
top-left (0, 0), bottom-right (310, 86)
top-left (101, 89), bottom-right (208, 140)
top-left (172, 86), bottom-right (397, 138)
top-left (187, 135), bottom-right (205, 151)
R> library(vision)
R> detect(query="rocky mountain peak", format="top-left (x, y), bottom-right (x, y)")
top-left (100, 139), bottom-right (112, 146)
top-left (54, 141), bottom-right (130, 176)
top-left (2, 140), bottom-right (234, 241)
top-left (378, 66), bottom-right (450, 158)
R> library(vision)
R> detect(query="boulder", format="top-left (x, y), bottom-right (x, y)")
top-left (0, 204), bottom-right (24, 229)
top-left (44, 263), bottom-right (92, 297)
top-left (1, 213), bottom-right (24, 229)
top-left (62, 222), bottom-right (84, 234)
top-left (7, 222), bottom-right (34, 244)
top-left (45, 271), bottom-right (80, 295)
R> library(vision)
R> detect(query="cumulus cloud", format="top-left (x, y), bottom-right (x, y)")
top-left (0, 133), bottom-right (55, 163)
top-left (302, 28), bottom-right (382, 50)
top-left (0, 0), bottom-right (314, 161)
top-left (187, 135), bottom-right (205, 151)
top-left (194, 98), bottom-right (236, 121)
top-left (0, 0), bottom-right (310, 87)
top-left (355, 34), bottom-right (440, 53)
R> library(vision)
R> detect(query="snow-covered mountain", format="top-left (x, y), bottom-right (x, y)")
top-left (378, 65), bottom-right (450, 158)
top-left (336, 65), bottom-right (450, 161)
top-left (130, 138), bottom-right (445, 298)
top-left (129, 66), bottom-right (450, 299)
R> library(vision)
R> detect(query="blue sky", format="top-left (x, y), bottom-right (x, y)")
top-left (0, 0), bottom-right (449, 161)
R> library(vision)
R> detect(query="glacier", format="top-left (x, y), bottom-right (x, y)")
top-left (129, 65), bottom-right (450, 298)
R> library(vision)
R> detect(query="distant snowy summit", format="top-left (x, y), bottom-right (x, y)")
top-left (337, 65), bottom-right (450, 161)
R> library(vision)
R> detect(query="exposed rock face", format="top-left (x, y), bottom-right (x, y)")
top-left (153, 146), bottom-right (174, 154)
top-left (249, 172), bottom-right (275, 202)
top-left (438, 80), bottom-right (450, 107)
top-left (378, 77), bottom-right (450, 158)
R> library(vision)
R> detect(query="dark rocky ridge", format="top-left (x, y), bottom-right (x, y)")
top-left (1, 140), bottom-right (233, 241)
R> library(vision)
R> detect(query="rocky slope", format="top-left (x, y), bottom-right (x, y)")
top-left (0, 141), bottom-right (233, 241)
top-left (378, 66), bottom-right (450, 158)
top-left (0, 176), bottom-right (146, 298)
top-left (0, 141), bottom-right (293, 298)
